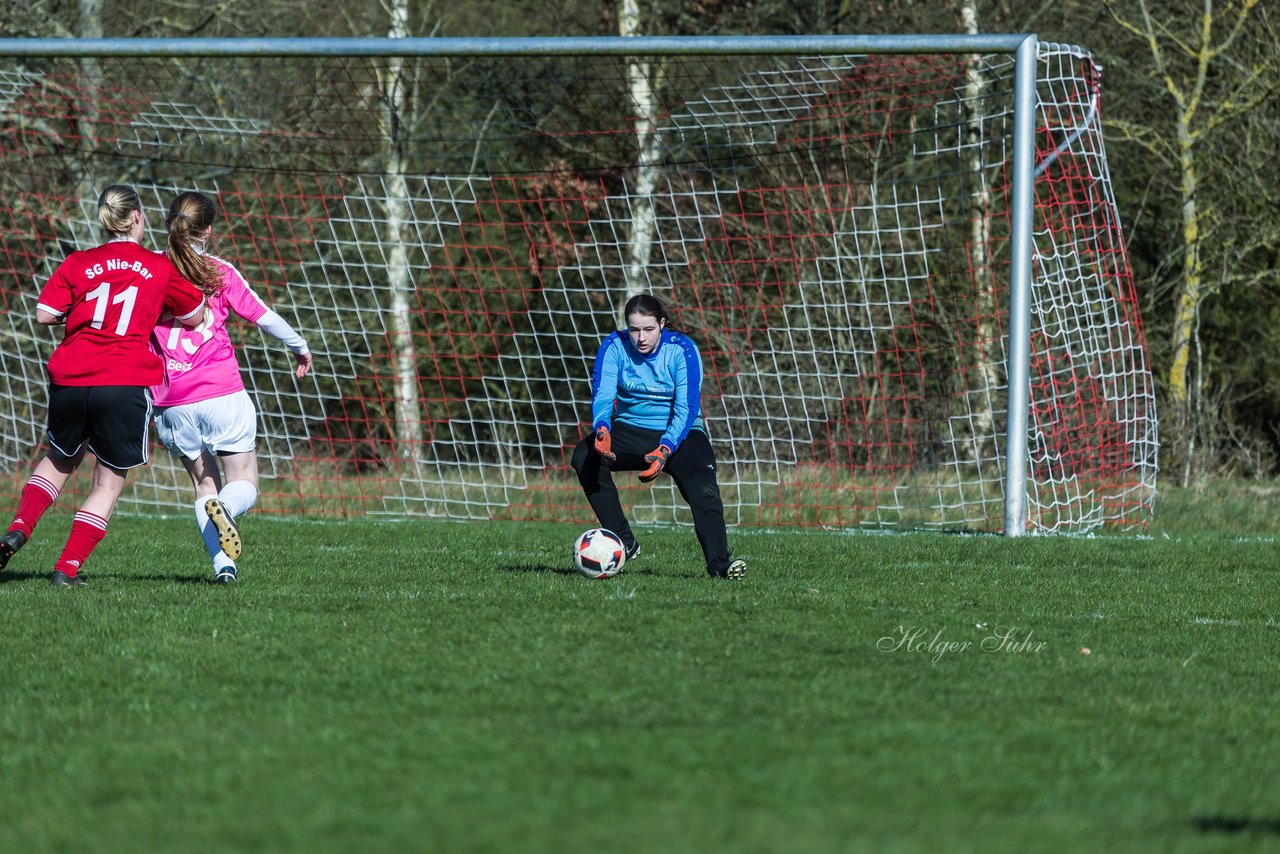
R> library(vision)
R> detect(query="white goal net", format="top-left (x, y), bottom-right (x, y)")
top-left (0, 39), bottom-right (1157, 533)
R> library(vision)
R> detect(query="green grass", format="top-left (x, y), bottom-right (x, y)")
top-left (1, 482), bottom-right (1279, 853)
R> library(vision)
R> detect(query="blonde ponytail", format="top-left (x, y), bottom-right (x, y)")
top-left (96, 184), bottom-right (142, 237)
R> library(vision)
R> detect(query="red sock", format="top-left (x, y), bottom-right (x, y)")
top-left (9, 471), bottom-right (60, 537)
top-left (10, 475), bottom-right (60, 538)
top-left (54, 511), bottom-right (108, 577)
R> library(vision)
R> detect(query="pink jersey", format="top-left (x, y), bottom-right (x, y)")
top-left (150, 255), bottom-right (269, 407)
top-left (38, 241), bottom-right (204, 387)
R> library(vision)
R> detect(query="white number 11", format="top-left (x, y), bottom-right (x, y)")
top-left (85, 282), bottom-right (138, 336)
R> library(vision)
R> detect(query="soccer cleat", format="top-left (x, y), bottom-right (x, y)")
top-left (214, 566), bottom-right (237, 584)
top-left (710, 558), bottom-right (747, 580)
top-left (204, 498), bottom-right (243, 560)
top-left (50, 570), bottom-right (87, 587)
top-left (0, 529), bottom-right (28, 571)
top-left (625, 540), bottom-right (641, 561)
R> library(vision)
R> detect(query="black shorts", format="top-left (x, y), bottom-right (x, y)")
top-left (46, 384), bottom-right (153, 470)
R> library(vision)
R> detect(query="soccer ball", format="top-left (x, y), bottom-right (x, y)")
top-left (573, 528), bottom-right (626, 579)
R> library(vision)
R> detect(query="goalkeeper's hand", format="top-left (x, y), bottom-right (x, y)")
top-left (638, 444), bottom-right (672, 483)
top-left (593, 426), bottom-right (616, 461)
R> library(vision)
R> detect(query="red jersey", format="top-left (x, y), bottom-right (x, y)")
top-left (37, 240), bottom-right (205, 387)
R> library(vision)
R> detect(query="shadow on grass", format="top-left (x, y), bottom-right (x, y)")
top-left (19, 571), bottom-right (219, 586)
top-left (500, 562), bottom-right (661, 577)
top-left (501, 563), bottom-right (580, 576)
top-left (114, 572), bottom-right (221, 585)
top-left (0, 570), bottom-right (50, 584)
top-left (1193, 816), bottom-right (1280, 836)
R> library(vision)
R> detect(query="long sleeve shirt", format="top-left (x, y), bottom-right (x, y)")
top-left (590, 328), bottom-right (706, 451)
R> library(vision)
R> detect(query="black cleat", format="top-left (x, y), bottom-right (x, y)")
top-left (205, 498), bottom-right (243, 560)
top-left (50, 570), bottom-right (87, 587)
top-left (214, 566), bottom-right (237, 584)
top-left (625, 541), bottom-right (641, 561)
top-left (0, 529), bottom-right (27, 571)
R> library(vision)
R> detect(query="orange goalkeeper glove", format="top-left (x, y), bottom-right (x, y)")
top-left (638, 444), bottom-right (672, 483)
top-left (593, 426), bottom-right (616, 461)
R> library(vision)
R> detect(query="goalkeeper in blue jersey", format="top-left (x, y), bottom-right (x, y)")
top-left (571, 293), bottom-right (746, 580)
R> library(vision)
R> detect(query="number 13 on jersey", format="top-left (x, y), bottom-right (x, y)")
top-left (163, 315), bottom-right (214, 354)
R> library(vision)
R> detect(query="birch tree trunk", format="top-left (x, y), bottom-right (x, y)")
top-left (1166, 122), bottom-right (1202, 412)
top-left (962, 0), bottom-right (998, 466)
top-left (1167, 115), bottom-right (1203, 484)
top-left (618, 0), bottom-right (664, 323)
top-left (381, 0), bottom-right (423, 463)
top-left (75, 0), bottom-right (102, 204)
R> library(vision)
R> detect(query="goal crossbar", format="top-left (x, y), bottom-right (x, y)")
top-left (0, 35), bottom-right (1035, 58)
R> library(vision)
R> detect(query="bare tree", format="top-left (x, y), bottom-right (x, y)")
top-left (379, 0), bottom-right (423, 463)
top-left (960, 0), bottom-right (1000, 466)
top-left (74, 0), bottom-right (102, 203)
top-left (1104, 0), bottom-right (1278, 478)
top-left (618, 0), bottom-right (666, 321)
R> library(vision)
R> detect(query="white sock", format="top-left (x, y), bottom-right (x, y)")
top-left (194, 496), bottom-right (228, 562)
top-left (219, 480), bottom-right (258, 518)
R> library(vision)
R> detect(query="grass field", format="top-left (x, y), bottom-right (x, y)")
top-left (1, 480), bottom-right (1278, 853)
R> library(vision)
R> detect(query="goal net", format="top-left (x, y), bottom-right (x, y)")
top-left (0, 40), bottom-right (1156, 533)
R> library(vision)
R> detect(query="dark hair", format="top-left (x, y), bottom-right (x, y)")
top-left (165, 191), bottom-right (221, 294)
top-left (623, 293), bottom-right (670, 327)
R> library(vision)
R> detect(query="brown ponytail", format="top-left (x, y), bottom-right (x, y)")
top-left (165, 191), bottom-right (221, 295)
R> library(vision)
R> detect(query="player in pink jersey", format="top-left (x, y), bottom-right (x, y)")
top-left (151, 191), bottom-right (312, 583)
top-left (0, 185), bottom-right (206, 587)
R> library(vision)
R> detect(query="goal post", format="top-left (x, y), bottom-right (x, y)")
top-left (0, 35), bottom-right (1157, 534)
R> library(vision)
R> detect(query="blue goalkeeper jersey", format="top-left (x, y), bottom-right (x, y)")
top-left (591, 328), bottom-right (705, 451)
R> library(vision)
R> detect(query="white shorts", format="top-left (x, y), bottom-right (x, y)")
top-left (154, 390), bottom-right (258, 460)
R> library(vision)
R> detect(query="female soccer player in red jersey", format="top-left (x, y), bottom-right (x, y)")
top-left (151, 191), bottom-right (312, 583)
top-left (0, 185), bottom-right (206, 586)
top-left (570, 293), bottom-right (746, 580)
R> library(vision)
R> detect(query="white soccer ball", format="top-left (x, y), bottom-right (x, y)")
top-left (573, 528), bottom-right (626, 579)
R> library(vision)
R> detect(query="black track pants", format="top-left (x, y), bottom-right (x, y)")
top-left (571, 422), bottom-right (731, 577)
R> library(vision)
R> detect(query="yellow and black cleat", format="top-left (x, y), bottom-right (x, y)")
top-left (205, 498), bottom-right (243, 560)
